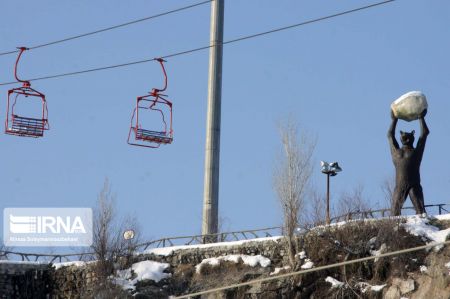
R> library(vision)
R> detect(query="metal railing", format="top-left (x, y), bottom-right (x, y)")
top-left (0, 226), bottom-right (281, 263)
top-left (0, 250), bottom-right (93, 263)
top-left (136, 226), bottom-right (280, 251)
top-left (330, 203), bottom-right (449, 223)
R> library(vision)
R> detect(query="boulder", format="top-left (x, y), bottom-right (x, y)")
top-left (392, 278), bottom-right (415, 294)
top-left (391, 91), bottom-right (427, 121)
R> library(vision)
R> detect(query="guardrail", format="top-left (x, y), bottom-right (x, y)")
top-left (0, 226), bottom-right (281, 263)
top-left (330, 203), bottom-right (449, 223)
top-left (136, 226), bottom-right (280, 251)
top-left (1, 203), bottom-right (448, 263)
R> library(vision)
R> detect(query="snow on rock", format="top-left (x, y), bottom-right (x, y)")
top-left (419, 265), bottom-right (428, 273)
top-left (195, 254), bottom-right (271, 273)
top-left (296, 251), bottom-right (306, 259)
top-left (325, 276), bottom-right (344, 288)
top-left (370, 243), bottom-right (387, 262)
top-left (300, 259), bottom-right (314, 269)
top-left (435, 213), bottom-right (450, 221)
top-left (402, 215), bottom-right (450, 251)
top-left (114, 269), bottom-right (134, 291)
top-left (133, 260), bottom-right (171, 282)
top-left (358, 282), bottom-right (387, 293)
top-left (113, 260), bottom-right (171, 291)
top-left (371, 284), bottom-right (386, 292)
top-left (0, 260), bottom-right (46, 265)
top-left (142, 236), bottom-right (282, 256)
top-left (270, 266), bottom-right (291, 276)
top-left (52, 261), bottom-right (87, 270)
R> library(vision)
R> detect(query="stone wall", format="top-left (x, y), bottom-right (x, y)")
top-left (0, 238), bottom-right (285, 298)
top-left (0, 262), bottom-right (50, 299)
top-left (133, 237), bottom-right (285, 266)
top-left (50, 264), bottom-right (98, 298)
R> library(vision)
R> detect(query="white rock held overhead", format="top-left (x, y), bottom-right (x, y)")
top-left (391, 91), bottom-right (428, 122)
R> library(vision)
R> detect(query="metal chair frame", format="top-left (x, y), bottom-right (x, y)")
top-left (5, 47), bottom-right (49, 138)
top-left (128, 58), bottom-right (173, 148)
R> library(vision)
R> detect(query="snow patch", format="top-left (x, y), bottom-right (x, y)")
top-left (371, 284), bottom-right (386, 292)
top-left (52, 261), bottom-right (87, 270)
top-left (270, 266), bottom-right (290, 276)
top-left (402, 215), bottom-right (450, 250)
top-left (435, 213), bottom-right (450, 220)
top-left (419, 265), bottom-right (428, 273)
top-left (359, 282), bottom-right (387, 293)
top-left (357, 282), bottom-right (386, 293)
top-left (0, 260), bottom-right (46, 265)
top-left (142, 236), bottom-right (282, 256)
top-left (195, 254), bottom-right (271, 273)
top-left (113, 260), bottom-right (171, 291)
top-left (325, 276), bottom-right (344, 288)
top-left (296, 251), bottom-right (306, 259)
top-left (300, 259), bottom-right (314, 269)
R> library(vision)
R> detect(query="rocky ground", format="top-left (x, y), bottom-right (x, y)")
top-left (103, 215), bottom-right (450, 299)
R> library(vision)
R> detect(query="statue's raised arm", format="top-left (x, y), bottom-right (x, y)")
top-left (388, 110), bottom-right (399, 152)
top-left (416, 108), bottom-right (429, 159)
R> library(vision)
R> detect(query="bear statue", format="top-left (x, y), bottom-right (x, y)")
top-left (388, 109), bottom-right (429, 216)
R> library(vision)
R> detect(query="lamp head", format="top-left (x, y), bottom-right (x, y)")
top-left (330, 162), bottom-right (342, 173)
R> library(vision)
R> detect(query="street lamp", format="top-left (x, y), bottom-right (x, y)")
top-left (321, 161), bottom-right (342, 225)
top-left (123, 229), bottom-right (135, 261)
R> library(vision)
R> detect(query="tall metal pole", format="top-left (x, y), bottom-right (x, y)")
top-left (326, 173), bottom-right (330, 225)
top-left (202, 0), bottom-right (224, 238)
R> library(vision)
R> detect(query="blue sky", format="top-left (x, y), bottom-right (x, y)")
top-left (1, 0), bottom-right (449, 250)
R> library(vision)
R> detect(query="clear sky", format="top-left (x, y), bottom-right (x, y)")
top-left (1, 0), bottom-right (449, 251)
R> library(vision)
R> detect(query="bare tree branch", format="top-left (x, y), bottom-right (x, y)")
top-left (273, 119), bottom-right (316, 268)
top-left (305, 188), bottom-right (327, 227)
top-left (91, 178), bottom-right (141, 294)
top-left (336, 185), bottom-right (370, 220)
top-left (381, 174), bottom-right (395, 211)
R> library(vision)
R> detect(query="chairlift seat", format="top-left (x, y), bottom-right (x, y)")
top-left (6, 115), bottom-right (46, 137)
top-left (135, 128), bottom-right (173, 144)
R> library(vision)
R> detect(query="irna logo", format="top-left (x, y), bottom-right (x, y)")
top-left (4, 208), bottom-right (92, 247)
top-left (9, 215), bottom-right (86, 234)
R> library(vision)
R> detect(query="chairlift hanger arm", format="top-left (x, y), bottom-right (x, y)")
top-left (14, 47), bottom-right (31, 87)
top-left (151, 58), bottom-right (168, 94)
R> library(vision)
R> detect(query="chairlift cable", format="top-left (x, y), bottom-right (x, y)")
top-left (0, 0), bottom-right (213, 57)
top-left (0, 0), bottom-right (396, 86)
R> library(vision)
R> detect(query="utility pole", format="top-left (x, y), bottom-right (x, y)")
top-left (202, 0), bottom-right (224, 240)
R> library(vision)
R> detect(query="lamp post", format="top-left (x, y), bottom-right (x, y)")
top-left (123, 229), bottom-right (135, 262)
top-left (321, 161), bottom-right (342, 225)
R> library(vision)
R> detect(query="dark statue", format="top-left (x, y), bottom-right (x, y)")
top-left (388, 109), bottom-right (429, 216)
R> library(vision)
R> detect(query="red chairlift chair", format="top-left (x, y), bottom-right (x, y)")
top-left (5, 47), bottom-right (49, 138)
top-left (128, 58), bottom-right (173, 148)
